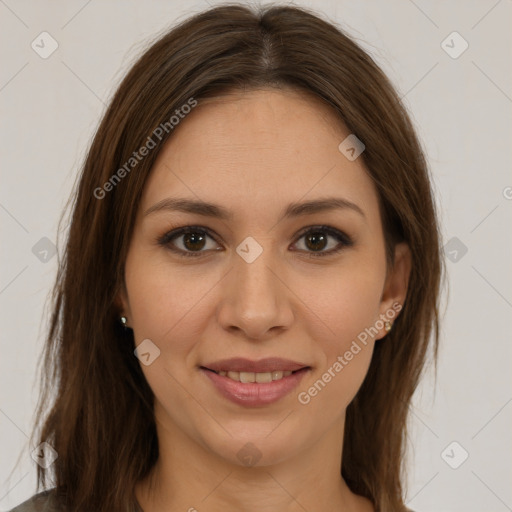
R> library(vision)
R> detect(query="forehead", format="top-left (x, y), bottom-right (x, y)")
top-left (140, 88), bottom-right (380, 226)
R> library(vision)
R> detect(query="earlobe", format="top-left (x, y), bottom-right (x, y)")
top-left (114, 291), bottom-right (132, 329)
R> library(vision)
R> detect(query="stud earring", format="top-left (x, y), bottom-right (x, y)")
top-left (120, 316), bottom-right (128, 328)
top-left (384, 321), bottom-right (393, 333)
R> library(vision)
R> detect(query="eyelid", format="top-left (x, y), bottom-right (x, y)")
top-left (156, 225), bottom-right (221, 257)
top-left (156, 224), bottom-right (353, 258)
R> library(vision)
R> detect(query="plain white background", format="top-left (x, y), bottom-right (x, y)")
top-left (1, 1), bottom-right (511, 511)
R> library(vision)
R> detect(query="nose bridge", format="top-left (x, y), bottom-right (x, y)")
top-left (235, 235), bottom-right (281, 309)
top-left (218, 235), bottom-right (293, 338)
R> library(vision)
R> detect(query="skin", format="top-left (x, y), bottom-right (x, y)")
top-left (117, 88), bottom-right (411, 512)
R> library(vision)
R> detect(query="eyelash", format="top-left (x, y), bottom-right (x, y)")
top-left (156, 224), bottom-right (353, 259)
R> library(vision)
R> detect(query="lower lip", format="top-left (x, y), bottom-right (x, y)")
top-left (200, 367), bottom-right (310, 406)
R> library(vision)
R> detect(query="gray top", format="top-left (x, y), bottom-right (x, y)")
top-left (7, 490), bottom-right (57, 512)
top-left (7, 489), bottom-right (144, 512)
top-left (9, 489), bottom-right (415, 511)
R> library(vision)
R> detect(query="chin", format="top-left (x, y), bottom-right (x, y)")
top-left (200, 424), bottom-right (308, 468)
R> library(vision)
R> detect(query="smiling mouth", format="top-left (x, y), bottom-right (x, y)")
top-left (201, 367), bottom-right (308, 383)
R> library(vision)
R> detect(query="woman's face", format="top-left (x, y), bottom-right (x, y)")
top-left (118, 88), bottom-right (410, 467)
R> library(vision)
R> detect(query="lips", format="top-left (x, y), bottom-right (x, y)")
top-left (200, 366), bottom-right (310, 406)
top-left (201, 357), bottom-right (309, 373)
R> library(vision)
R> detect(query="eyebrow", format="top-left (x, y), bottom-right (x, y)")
top-left (143, 196), bottom-right (365, 221)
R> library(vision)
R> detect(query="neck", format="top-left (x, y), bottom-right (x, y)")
top-left (135, 405), bottom-right (374, 512)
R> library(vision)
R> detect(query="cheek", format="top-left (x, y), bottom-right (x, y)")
top-left (295, 276), bottom-right (381, 417)
top-left (294, 264), bottom-right (383, 410)
top-left (300, 262), bottom-right (385, 346)
top-left (124, 255), bottom-right (215, 410)
top-left (297, 343), bottom-right (374, 422)
top-left (125, 248), bottom-right (215, 344)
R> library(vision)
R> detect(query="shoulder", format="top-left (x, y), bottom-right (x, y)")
top-left (7, 489), bottom-right (62, 512)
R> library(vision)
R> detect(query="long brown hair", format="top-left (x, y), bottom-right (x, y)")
top-left (26, 4), bottom-right (443, 511)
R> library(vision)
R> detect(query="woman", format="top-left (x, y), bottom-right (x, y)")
top-left (9, 3), bottom-right (442, 511)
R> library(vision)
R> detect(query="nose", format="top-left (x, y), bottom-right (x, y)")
top-left (216, 244), bottom-right (294, 341)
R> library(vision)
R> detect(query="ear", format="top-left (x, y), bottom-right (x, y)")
top-left (376, 242), bottom-right (411, 340)
top-left (114, 280), bottom-right (131, 326)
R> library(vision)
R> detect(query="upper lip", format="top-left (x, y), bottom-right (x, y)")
top-left (202, 357), bottom-right (310, 373)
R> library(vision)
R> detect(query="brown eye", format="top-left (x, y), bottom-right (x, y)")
top-left (181, 232), bottom-right (207, 251)
top-left (157, 224), bottom-right (353, 259)
top-left (157, 226), bottom-right (221, 257)
top-left (292, 226), bottom-right (353, 257)
top-left (304, 231), bottom-right (328, 252)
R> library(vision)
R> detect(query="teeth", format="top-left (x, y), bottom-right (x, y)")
top-left (217, 370), bottom-right (293, 382)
